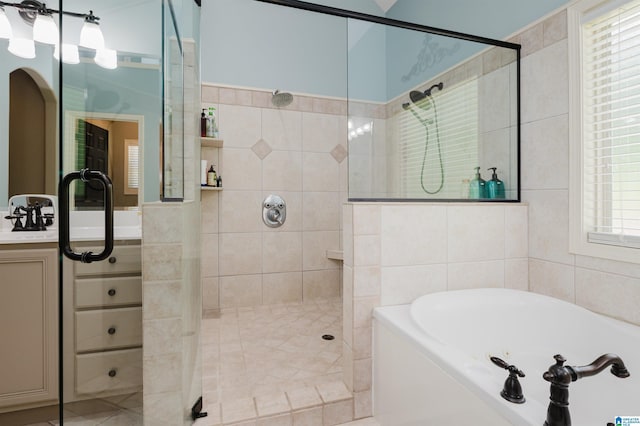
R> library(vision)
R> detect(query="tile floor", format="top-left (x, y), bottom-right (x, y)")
top-left (199, 297), bottom-right (354, 425)
top-left (24, 298), bottom-right (371, 426)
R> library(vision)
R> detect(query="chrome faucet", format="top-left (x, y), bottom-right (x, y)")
top-left (542, 353), bottom-right (630, 426)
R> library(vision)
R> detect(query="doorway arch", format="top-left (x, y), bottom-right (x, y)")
top-left (9, 67), bottom-right (57, 197)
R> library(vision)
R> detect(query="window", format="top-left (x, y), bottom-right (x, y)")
top-left (399, 78), bottom-right (478, 198)
top-left (569, 0), bottom-right (640, 262)
top-left (124, 139), bottom-right (139, 195)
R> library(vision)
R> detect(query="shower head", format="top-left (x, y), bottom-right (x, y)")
top-left (272, 89), bottom-right (293, 107)
top-left (409, 90), bottom-right (432, 111)
top-left (425, 82), bottom-right (444, 96)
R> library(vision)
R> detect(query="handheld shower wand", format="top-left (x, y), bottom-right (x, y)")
top-left (402, 82), bottom-right (445, 195)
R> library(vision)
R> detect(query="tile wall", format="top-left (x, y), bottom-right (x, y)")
top-left (515, 9), bottom-right (640, 326)
top-left (200, 85), bottom-right (349, 309)
top-left (342, 202), bottom-right (528, 419)
top-left (142, 39), bottom-right (203, 426)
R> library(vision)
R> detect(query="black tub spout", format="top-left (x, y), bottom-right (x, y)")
top-left (543, 353), bottom-right (630, 426)
top-left (569, 353), bottom-right (630, 380)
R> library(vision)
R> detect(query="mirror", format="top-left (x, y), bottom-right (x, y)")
top-left (63, 112), bottom-right (143, 210)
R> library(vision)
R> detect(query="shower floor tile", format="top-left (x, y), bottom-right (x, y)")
top-left (201, 297), bottom-right (343, 405)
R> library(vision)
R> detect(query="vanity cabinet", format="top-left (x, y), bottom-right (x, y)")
top-left (0, 245), bottom-right (58, 412)
top-left (63, 241), bottom-right (142, 401)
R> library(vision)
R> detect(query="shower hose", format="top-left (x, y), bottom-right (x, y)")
top-left (408, 98), bottom-right (444, 194)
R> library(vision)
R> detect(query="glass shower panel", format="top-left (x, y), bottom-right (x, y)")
top-left (59, 0), bottom-right (162, 423)
top-left (347, 18), bottom-right (520, 201)
top-left (162, 0), bottom-right (184, 200)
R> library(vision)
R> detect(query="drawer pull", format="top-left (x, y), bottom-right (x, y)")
top-left (108, 327), bottom-right (116, 335)
top-left (107, 288), bottom-right (117, 297)
top-left (108, 369), bottom-right (117, 378)
top-left (108, 257), bottom-right (117, 264)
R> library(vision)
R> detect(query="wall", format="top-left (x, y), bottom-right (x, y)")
top-left (142, 34), bottom-right (202, 425)
top-left (516, 10), bottom-right (640, 326)
top-left (200, 85), bottom-right (348, 309)
top-left (343, 202), bottom-right (528, 418)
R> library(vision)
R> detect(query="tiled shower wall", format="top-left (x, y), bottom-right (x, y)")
top-left (200, 85), bottom-right (348, 309)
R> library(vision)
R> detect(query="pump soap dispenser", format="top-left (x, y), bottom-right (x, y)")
top-left (469, 167), bottom-right (486, 199)
top-left (486, 167), bottom-right (505, 199)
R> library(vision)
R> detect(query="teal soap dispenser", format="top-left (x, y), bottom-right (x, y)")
top-left (486, 167), bottom-right (505, 199)
top-left (469, 167), bottom-right (486, 199)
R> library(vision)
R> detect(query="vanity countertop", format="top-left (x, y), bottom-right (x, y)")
top-left (0, 211), bottom-right (142, 245)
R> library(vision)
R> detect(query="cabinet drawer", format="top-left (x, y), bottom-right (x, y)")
top-left (76, 348), bottom-right (142, 395)
top-left (75, 307), bottom-right (142, 352)
top-left (74, 245), bottom-right (141, 277)
top-left (75, 276), bottom-right (142, 308)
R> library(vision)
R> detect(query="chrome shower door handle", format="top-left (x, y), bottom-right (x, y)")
top-left (59, 169), bottom-right (114, 263)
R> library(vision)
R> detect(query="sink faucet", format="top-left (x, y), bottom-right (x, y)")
top-left (542, 353), bottom-right (630, 426)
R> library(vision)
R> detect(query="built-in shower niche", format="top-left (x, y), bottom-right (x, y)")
top-left (347, 18), bottom-right (520, 202)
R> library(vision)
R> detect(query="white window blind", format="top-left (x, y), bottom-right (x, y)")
top-left (582, 0), bottom-right (640, 247)
top-left (124, 139), bottom-right (139, 195)
top-left (399, 79), bottom-right (478, 198)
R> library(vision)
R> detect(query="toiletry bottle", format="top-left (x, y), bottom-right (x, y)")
top-left (468, 167), bottom-right (486, 199)
top-left (201, 109), bottom-right (207, 137)
top-left (201, 160), bottom-right (208, 186)
top-left (486, 167), bottom-right (505, 199)
top-left (216, 174), bottom-right (222, 188)
top-left (206, 107), bottom-right (218, 138)
top-left (207, 165), bottom-right (218, 187)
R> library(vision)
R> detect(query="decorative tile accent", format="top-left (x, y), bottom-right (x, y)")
top-left (252, 139), bottom-right (273, 160)
top-left (330, 145), bottom-right (348, 164)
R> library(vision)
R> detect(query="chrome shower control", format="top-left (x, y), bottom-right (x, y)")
top-left (263, 195), bottom-right (286, 228)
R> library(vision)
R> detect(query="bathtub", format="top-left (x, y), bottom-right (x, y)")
top-left (372, 288), bottom-right (640, 425)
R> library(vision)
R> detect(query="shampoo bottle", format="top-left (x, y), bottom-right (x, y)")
top-left (206, 107), bottom-right (218, 138)
top-left (469, 167), bottom-right (486, 199)
top-left (486, 167), bottom-right (505, 199)
top-left (207, 165), bottom-right (218, 187)
top-left (200, 109), bottom-right (207, 137)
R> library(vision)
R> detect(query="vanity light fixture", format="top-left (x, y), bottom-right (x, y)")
top-left (53, 42), bottom-right (79, 64)
top-left (79, 11), bottom-right (103, 50)
top-left (33, 8), bottom-right (57, 44)
top-left (0, 1), bottom-right (116, 69)
top-left (8, 36), bottom-right (34, 58)
top-left (0, 6), bottom-right (12, 39)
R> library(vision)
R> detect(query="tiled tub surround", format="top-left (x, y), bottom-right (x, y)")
top-left (515, 8), bottom-right (640, 327)
top-left (200, 84), bottom-right (348, 309)
top-left (342, 202), bottom-right (529, 419)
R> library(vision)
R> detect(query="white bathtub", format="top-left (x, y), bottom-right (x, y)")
top-left (373, 288), bottom-right (640, 425)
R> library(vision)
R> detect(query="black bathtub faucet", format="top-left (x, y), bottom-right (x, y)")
top-left (542, 353), bottom-right (630, 426)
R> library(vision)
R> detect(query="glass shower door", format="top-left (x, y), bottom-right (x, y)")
top-left (58, 0), bottom-right (162, 423)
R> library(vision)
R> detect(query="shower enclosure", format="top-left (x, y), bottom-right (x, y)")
top-left (346, 14), bottom-right (520, 202)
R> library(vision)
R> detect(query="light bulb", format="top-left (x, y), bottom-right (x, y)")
top-left (54, 43), bottom-right (80, 64)
top-left (94, 48), bottom-right (117, 69)
top-left (33, 13), bottom-right (58, 45)
top-left (8, 37), bottom-right (36, 59)
top-left (0, 7), bottom-right (12, 40)
top-left (80, 20), bottom-right (104, 50)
